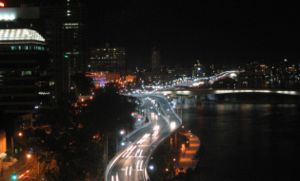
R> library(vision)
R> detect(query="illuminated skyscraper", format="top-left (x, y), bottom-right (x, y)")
top-left (0, 1), bottom-right (86, 100)
top-left (89, 44), bottom-right (126, 73)
top-left (193, 60), bottom-right (205, 77)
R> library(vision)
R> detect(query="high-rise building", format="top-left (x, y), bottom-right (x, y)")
top-left (0, 1), bottom-right (88, 103)
top-left (1, 1), bottom-right (87, 100)
top-left (89, 45), bottom-right (126, 73)
top-left (0, 29), bottom-right (51, 116)
top-left (62, 0), bottom-right (86, 72)
top-left (151, 47), bottom-right (160, 72)
top-left (0, 2), bottom-right (62, 103)
top-left (59, 0), bottom-right (86, 96)
top-left (193, 60), bottom-right (205, 77)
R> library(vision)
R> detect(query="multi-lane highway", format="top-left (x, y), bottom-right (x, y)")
top-left (105, 71), bottom-right (239, 181)
top-left (105, 95), bottom-right (182, 181)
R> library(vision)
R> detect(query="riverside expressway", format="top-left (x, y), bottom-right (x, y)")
top-left (105, 94), bottom-right (182, 181)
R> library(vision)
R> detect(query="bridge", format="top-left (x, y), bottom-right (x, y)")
top-left (159, 88), bottom-right (300, 96)
top-left (174, 70), bottom-right (241, 87)
top-left (106, 70), bottom-right (300, 181)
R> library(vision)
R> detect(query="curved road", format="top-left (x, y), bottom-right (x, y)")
top-left (105, 94), bottom-right (182, 181)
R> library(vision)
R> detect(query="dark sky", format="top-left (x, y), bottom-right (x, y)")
top-left (86, 0), bottom-right (300, 67)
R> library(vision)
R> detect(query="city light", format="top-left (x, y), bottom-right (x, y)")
top-left (2, 2), bottom-right (300, 181)
top-left (120, 129), bottom-right (125, 135)
top-left (229, 72), bottom-right (237, 78)
top-left (26, 153), bottom-right (32, 159)
top-left (153, 125), bottom-right (160, 131)
top-left (0, 2), bottom-right (5, 8)
top-left (10, 173), bottom-right (18, 180)
top-left (149, 165), bottom-right (155, 171)
top-left (170, 121), bottom-right (177, 130)
top-left (0, 29), bottom-right (45, 41)
top-left (17, 132), bottom-right (23, 137)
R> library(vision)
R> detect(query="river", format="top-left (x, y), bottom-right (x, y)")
top-left (179, 95), bottom-right (300, 181)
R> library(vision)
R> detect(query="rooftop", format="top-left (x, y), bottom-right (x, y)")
top-left (0, 29), bottom-right (45, 43)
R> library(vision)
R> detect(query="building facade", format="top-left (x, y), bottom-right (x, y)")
top-left (151, 47), bottom-right (160, 73)
top-left (89, 45), bottom-right (126, 73)
top-left (0, 29), bottom-right (51, 116)
top-left (0, 1), bottom-right (87, 101)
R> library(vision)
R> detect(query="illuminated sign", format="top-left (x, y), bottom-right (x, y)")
top-left (0, 2), bottom-right (5, 8)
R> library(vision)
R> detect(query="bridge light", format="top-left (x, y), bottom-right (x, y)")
top-left (149, 165), bottom-right (155, 171)
top-left (229, 73), bottom-right (237, 78)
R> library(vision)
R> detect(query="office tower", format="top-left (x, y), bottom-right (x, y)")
top-left (151, 47), bottom-right (160, 72)
top-left (0, 29), bottom-right (51, 116)
top-left (89, 45), bottom-right (126, 73)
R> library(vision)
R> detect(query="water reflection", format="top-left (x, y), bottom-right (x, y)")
top-left (180, 98), bottom-right (300, 181)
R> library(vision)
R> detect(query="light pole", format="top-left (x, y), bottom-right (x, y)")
top-left (116, 129), bottom-right (126, 152)
top-left (119, 130), bottom-right (125, 136)
top-left (26, 152), bottom-right (39, 179)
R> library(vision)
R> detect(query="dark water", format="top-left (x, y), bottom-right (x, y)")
top-left (181, 99), bottom-right (300, 181)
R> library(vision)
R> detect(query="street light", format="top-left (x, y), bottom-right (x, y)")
top-left (170, 121), bottom-right (176, 130)
top-left (25, 152), bottom-right (40, 178)
top-left (10, 172), bottom-right (18, 180)
top-left (17, 132), bottom-right (23, 137)
top-left (149, 165), bottom-right (155, 171)
top-left (26, 153), bottom-right (32, 159)
top-left (119, 130), bottom-right (125, 136)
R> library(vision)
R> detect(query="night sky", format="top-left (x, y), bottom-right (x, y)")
top-left (87, 0), bottom-right (300, 67)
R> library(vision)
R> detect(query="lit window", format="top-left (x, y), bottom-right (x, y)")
top-left (49, 81), bottom-right (55, 86)
top-left (0, 29), bottom-right (45, 42)
top-left (21, 70), bottom-right (32, 76)
top-left (10, 46), bottom-right (16, 51)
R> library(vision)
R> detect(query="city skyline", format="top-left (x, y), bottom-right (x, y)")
top-left (86, 0), bottom-right (300, 66)
top-left (1, 1), bottom-right (300, 180)
top-left (2, 0), bottom-right (299, 66)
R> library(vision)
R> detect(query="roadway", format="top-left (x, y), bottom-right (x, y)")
top-left (105, 95), bottom-right (182, 181)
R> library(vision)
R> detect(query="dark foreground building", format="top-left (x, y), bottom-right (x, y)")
top-left (0, 28), bottom-right (51, 117)
top-left (0, 1), bottom-right (87, 101)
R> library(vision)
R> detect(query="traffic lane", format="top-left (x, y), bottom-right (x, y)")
top-left (109, 116), bottom-right (169, 181)
top-left (106, 95), bottom-right (181, 181)
top-left (109, 140), bottom-right (151, 180)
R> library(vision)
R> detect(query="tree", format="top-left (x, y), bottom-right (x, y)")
top-left (29, 82), bottom-right (136, 180)
top-left (82, 83), bottom-right (136, 133)
top-left (71, 73), bottom-right (94, 96)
